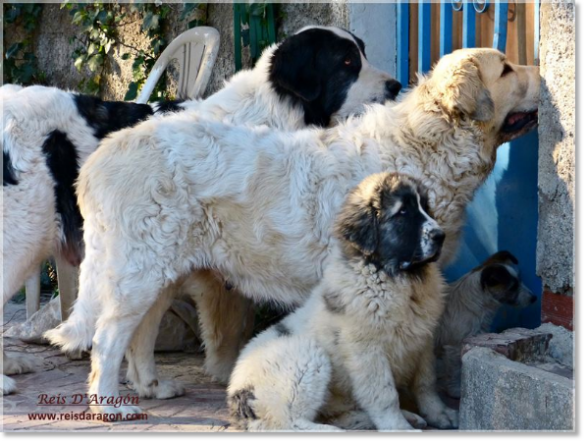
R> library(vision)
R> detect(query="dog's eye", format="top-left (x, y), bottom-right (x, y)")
top-left (501, 63), bottom-right (513, 77)
top-left (344, 58), bottom-right (352, 66)
top-left (398, 208), bottom-right (407, 216)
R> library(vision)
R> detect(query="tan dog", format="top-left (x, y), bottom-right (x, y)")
top-left (435, 251), bottom-right (537, 398)
top-left (46, 48), bottom-right (539, 419)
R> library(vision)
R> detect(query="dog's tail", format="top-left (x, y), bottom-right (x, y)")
top-left (43, 297), bottom-right (96, 352)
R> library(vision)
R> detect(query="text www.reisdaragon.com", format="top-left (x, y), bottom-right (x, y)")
top-left (27, 411), bottom-right (148, 422)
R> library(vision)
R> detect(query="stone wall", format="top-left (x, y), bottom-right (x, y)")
top-left (536, 0), bottom-right (575, 327)
top-left (14, 2), bottom-right (376, 100)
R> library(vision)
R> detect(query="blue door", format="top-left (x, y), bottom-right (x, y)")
top-left (397, 1), bottom-right (541, 330)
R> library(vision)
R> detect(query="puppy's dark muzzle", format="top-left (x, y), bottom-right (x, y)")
top-left (385, 80), bottom-right (402, 100)
top-left (429, 229), bottom-right (445, 251)
top-left (399, 228), bottom-right (445, 271)
top-left (423, 228), bottom-right (445, 263)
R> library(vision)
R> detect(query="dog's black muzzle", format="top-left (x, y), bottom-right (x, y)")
top-left (385, 80), bottom-right (402, 100)
top-left (399, 228), bottom-right (445, 271)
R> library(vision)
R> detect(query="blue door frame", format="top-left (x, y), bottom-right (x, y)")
top-left (397, 1), bottom-right (541, 330)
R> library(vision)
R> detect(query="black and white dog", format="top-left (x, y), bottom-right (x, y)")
top-left (2, 25), bottom-right (400, 395)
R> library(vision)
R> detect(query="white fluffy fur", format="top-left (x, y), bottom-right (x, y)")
top-left (43, 48), bottom-right (539, 418)
top-left (4, 26), bottom-right (394, 395)
top-left (227, 173), bottom-right (457, 431)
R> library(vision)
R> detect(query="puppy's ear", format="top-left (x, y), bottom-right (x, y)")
top-left (437, 57), bottom-right (495, 122)
top-left (269, 33), bottom-right (322, 102)
top-left (490, 250), bottom-right (519, 265)
top-left (480, 264), bottom-right (516, 292)
top-left (336, 193), bottom-right (379, 256)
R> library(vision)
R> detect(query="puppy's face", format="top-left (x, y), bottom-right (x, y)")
top-left (336, 173), bottom-right (445, 276)
top-left (479, 251), bottom-right (537, 307)
top-left (429, 48), bottom-right (539, 146)
top-left (269, 26), bottom-right (401, 127)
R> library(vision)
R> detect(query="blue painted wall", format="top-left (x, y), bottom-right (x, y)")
top-left (443, 130), bottom-right (541, 331)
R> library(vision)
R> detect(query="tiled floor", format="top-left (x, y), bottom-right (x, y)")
top-left (2, 301), bottom-right (232, 432)
top-left (3, 300), bottom-right (459, 432)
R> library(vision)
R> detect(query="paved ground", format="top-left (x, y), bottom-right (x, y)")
top-left (2, 300), bottom-right (232, 432)
top-left (2, 299), bottom-right (460, 432)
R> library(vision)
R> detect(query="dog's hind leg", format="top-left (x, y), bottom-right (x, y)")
top-left (88, 282), bottom-right (170, 419)
top-left (188, 271), bottom-right (255, 384)
top-left (25, 270), bottom-right (41, 318)
top-left (411, 340), bottom-right (459, 429)
top-left (229, 336), bottom-right (332, 430)
top-left (125, 284), bottom-right (185, 399)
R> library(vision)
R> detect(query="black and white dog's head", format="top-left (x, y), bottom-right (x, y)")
top-left (336, 173), bottom-right (445, 277)
top-left (268, 26), bottom-right (402, 127)
top-left (478, 251), bottom-right (537, 307)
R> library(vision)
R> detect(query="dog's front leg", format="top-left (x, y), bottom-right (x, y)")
top-left (341, 337), bottom-right (413, 431)
top-left (411, 340), bottom-right (459, 429)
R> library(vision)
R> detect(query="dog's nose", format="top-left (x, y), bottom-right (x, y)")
top-left (430, 229), bottom-right (445, 246)
top-left (385, 80), bottom-right (402, 100)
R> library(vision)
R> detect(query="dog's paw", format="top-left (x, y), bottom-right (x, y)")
top-left (131, 378), bottom-right (185, 399)
top-left (204, 359), bottom-right (234, 385)
top-left (401, 409), bottom-right (427, 429)
top-left (3, 352), bottom-right (40, 375)
top-left (1, 375), bottom-right (17, 396)
top-left (424, 406), bottom-right (459, 429)
top-left (90, 404), bottom-right (144, 421)
top-left (375, 414), bottom-right (416, 432)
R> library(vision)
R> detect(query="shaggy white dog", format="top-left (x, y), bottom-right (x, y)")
top-left (46, 47), bottom-right (539, 418)
top-left (227, 172), bottom-right (456, 431)
top-left (3, 26), bottom-right (398, 396)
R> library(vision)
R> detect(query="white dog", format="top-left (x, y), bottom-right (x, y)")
top-left (46, 47), bottom-right (539, 418)
top-left (228, 173), bottom-right (457, 431)
top-left (2, 26), bottom-right (398, 396)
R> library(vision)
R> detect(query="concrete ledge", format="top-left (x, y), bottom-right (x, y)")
top-left (462, 328), bottom-right (552, 362)
top-left (459, 347), bottom-right (574, 430)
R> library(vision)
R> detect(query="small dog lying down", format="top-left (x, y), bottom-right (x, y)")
top-left (227, 173), bottom-right (458, 431)
top-left (435, 251), bottom-right (537, 398)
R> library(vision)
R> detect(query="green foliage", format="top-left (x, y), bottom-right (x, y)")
top-left (180, 3), bottom-right (207, 29)
top-left (122, 2), bottom-right (173, 102)
top-left (62, 2), bottom-right (119, 95)
top-left (3, 3), bottom-right (46, 85)
top-left (4, 2), bottom-right (207, 99)
top-left (234, 2), bottom-right (277, 71)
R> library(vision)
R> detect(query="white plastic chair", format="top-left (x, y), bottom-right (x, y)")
top-left (25, 27), bottom-right (220, 321)
top-left (136, 26), bottom-right (220, 103)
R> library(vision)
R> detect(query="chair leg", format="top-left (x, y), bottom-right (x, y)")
top-left (55, 255), bottom-right (79, 322)
top-left (25, 270), bottom-right (41, 319)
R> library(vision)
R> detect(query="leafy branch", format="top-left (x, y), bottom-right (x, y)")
top-left (3, 3), bottom-right (46, 85)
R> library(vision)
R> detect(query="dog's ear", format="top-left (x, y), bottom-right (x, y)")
top-left (269, 33), bottom-right (322, 102)
top-left (490, 250), bottom-right (519, 265)
top-left (336, 192), bottom-right (379, 256)
top-left (480, 264), bottom-right (516, 292)
top-left (437, 57), bottom-right (495, 122)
